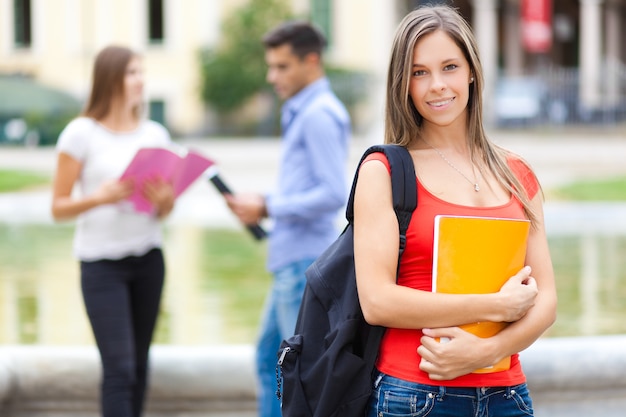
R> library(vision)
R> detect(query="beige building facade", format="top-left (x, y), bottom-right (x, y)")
top-left (1, 0), bottom-right (625, 136)
top-left (1, 0), bottom-right (225, 136)
top-left (0, 0), bottom-right (398, 136)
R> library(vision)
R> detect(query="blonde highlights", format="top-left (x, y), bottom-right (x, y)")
top-left (384, 6), bottom-right (539, 224)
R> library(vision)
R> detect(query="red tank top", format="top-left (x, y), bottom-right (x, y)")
top-left (364, 152), bottom-right (539, 387)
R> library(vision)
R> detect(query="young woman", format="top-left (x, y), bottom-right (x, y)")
top-left (51, 45), bottom-right (175, 417)
top-left (354, 6), bottom-right (557, 416)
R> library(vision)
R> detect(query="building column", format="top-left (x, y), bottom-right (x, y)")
top-left (604, 0), bottom-right (621, 106)
top-left (579, 0), bottom-right (603, 109)
top-left (471, 0), bottom-right (499, 126)
top-left (502, 0), bottom-right (524, 77)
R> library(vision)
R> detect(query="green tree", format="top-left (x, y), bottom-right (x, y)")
top-left (199, 0), bottom-right (291, 114)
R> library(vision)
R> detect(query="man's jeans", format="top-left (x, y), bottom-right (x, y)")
top-left (367, 372), bottom-right (534, 417)
top-left (256, 258), bottom-right (315, 417)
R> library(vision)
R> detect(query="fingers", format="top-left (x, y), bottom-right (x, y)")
top-left (224, 194), bottom-right (245, 219)
top-left (417, 331), bottom-right (444, 378)
top-left (224, 194), bottom-right (237, 211)
top-left (497, 266), bottom-right (539, 323)
top-left (143, 179), bottom-right (174, 202)
top-left (96, 179), bottom-right (134, 204)
top-left (524, 276), bottom-right (538, 290)
top-left (421, 327), bottom-right (451, 341)
top-left (139, 179), bottom-right (175, 218)
top-left (418, 327), bottom-right (481, 380)
top-left (501, 266), bottom-right (537, 292)
top-left (224, 194), bottom-right (265, 225)
top-left (421, 327), bottom-right (466, 347)
top-left (117, 180), bottom-right (135, 198)
top-left (513, 265), bottom-right (532, 283)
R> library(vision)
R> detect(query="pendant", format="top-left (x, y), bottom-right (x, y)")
top-left (474, 183), bottom-right (480, 192)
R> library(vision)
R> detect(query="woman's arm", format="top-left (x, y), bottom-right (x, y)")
top-left (354, 159), bottom-right (538, 329)
top-left (418, 192), bottom-right (557, 379)
top-left (51, 152), bottom-right (133, 221)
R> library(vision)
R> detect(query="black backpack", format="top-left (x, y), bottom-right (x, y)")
top-left (276, 144), bottom-right (417, 417)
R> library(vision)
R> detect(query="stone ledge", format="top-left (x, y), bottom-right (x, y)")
top-left (1, 336), bottom-right (626, 416)
top-left (520, 334), bottom-right (626, 417)
top-left (0, 345), bottom-right (257, 417)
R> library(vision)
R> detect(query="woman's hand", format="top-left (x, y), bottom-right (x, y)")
top-left (418, 327), bottom-right (496, 380)
top-left (142, 177), bottom-right (175, 218)
top-left (92, 178), bottom-right (135, 205)
top-left (492, 266), bottom-right (538, 323)
top-left (418, 266), bottom-right (539, 380)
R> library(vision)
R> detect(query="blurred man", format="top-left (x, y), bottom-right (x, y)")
top-left (226, 20), bottom-right (351, 417)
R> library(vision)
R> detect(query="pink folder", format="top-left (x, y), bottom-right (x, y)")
top-left (119, 147), bottom-right (214, 213)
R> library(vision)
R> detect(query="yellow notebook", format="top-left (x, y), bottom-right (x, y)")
top-left (431, 215), bottom-right (530, 373)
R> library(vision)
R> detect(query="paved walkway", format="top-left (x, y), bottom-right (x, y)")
top-left (1, 128), bottom-right (626, 231)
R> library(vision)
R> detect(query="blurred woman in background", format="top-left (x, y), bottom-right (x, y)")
top-left (51, 45), bottom-right (174, 417)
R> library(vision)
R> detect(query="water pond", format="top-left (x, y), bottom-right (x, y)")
top-left (1, 223), bottom-right (625, 345)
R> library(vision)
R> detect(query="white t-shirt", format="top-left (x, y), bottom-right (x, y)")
top-left (56, 117), bottom-right (172, 261)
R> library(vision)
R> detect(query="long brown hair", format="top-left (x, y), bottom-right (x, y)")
top-left (82, 45), bottom-right (142, 121)
top-left (385, 5), bottom-right (539, 224)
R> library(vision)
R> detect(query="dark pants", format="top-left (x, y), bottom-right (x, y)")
top-left (81, 248), bottom-right (165, 417)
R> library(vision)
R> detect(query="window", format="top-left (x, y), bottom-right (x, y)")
top-left (14, 0), bottom-right (32, 48)
top-left (149, 100), bottom-right (166, 127)
top-left (310, 0), bottom-right (332, 47)
top-left (148, 0), bottom-right (164, 44)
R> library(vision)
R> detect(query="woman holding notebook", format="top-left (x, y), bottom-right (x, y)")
top-left (353, 5), bottom-right (556, 417)
top-left (51, 45), bottom-right (174, 417)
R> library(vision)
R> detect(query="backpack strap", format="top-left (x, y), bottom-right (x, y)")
top-left (347, 144), bottom-right (417, 375)
top-left (346, 144), bottom-right (417, 238)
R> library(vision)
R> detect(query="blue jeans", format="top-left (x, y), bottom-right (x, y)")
top-left (367, 372), bottom-right (534, 417)
top-left (255, 258), bottom-right (315, 417)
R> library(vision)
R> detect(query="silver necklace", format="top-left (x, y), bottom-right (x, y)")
top-left (422, 139), bottom-right (480, 192)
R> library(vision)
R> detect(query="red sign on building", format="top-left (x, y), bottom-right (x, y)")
top-left (521, 0), bottom-right (552, 53)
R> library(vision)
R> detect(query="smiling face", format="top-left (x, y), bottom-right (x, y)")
top-left (409, 30), bottom-right (473, 130)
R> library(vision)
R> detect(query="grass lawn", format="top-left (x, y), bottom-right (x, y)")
top-left (0, 169), bottom-right (50, 192)
top-left (0, 164), bottom-right (626, 201)
top-left (2, 167), bottom-right (625, 202)
top-left (548, 176), bottom-right (626, 201)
